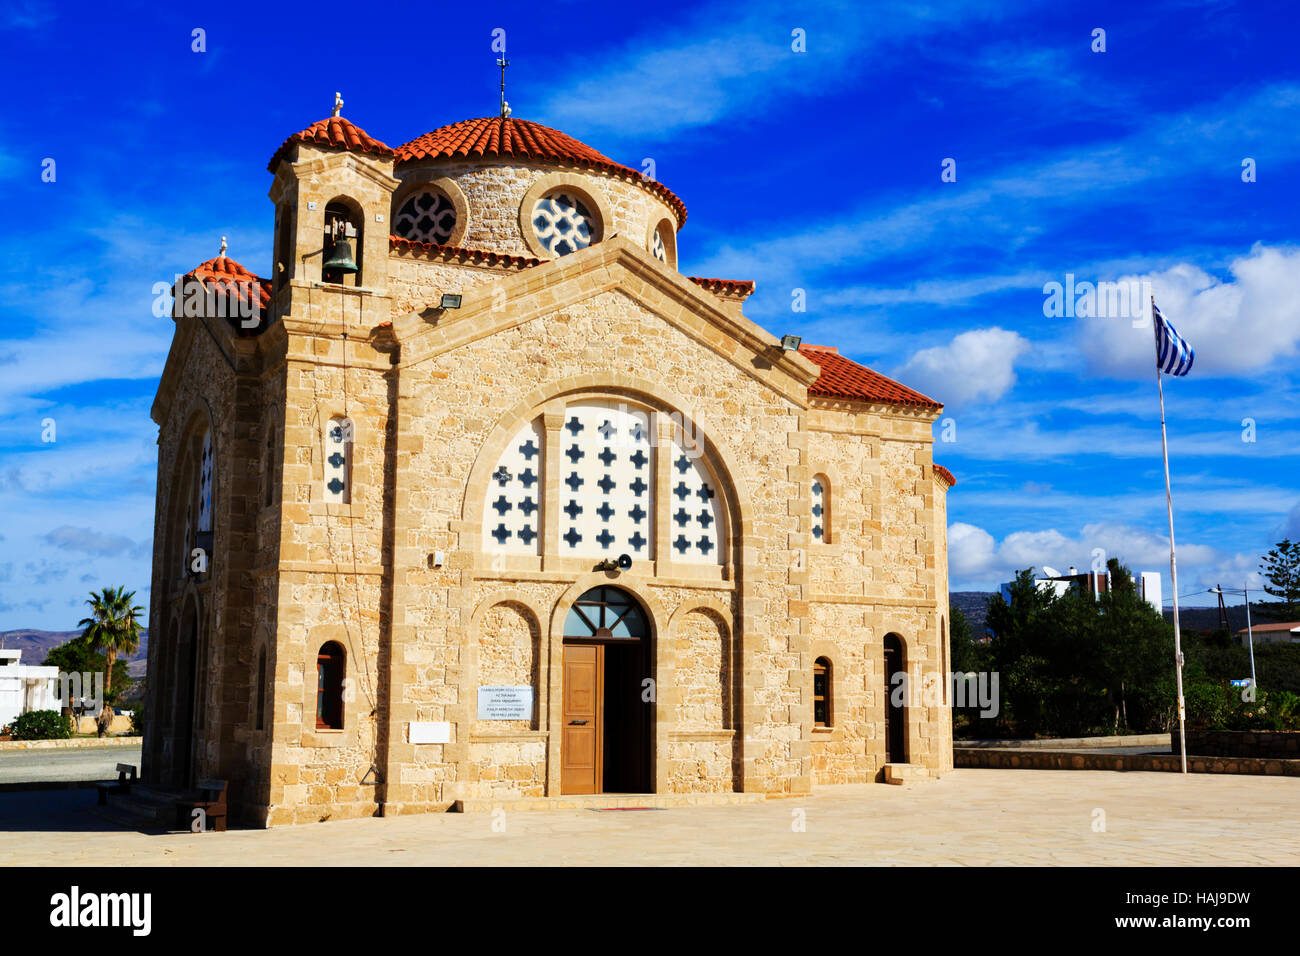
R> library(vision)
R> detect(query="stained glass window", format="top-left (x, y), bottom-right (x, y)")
top-left (323, 418), bottom-right (353, 504)
top-left (812, 475), bottom-right (827, 543)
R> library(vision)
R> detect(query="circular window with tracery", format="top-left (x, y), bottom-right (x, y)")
top-left (394, 189), bottom-right (457, 245)
top-left (532, 191), bottom-right (596, 256)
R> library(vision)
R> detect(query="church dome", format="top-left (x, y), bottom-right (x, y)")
top-left (396, 117), bottom-right (687, 226)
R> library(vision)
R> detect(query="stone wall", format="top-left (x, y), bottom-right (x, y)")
top-left (1174, 729), bottom-right (1300, 758)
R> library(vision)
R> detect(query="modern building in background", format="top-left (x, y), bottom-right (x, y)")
top-left (0, 650), bottom-right (60, 731)
top-left (999, 567), bottom-right (1162, 614)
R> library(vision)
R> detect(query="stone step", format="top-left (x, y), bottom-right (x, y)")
top-left (883, 763), bottom-right (925, 785)
top-left (453, 791), bottom-right (768, 813)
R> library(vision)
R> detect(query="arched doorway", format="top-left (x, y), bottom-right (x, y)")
top-left (561, 586), bottom-right (652, 795)
top-left (883, 634), bottom-right (907, 764)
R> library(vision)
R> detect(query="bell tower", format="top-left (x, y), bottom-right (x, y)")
top-left (265, 95), bottom-right (399, 330)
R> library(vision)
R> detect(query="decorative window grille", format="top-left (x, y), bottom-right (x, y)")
top-left (532, 192), bottom-right (595, 256)
top-left (651, 227), bottom-right (666, 262)
top-left (482, 420), bottom-right (544, 556)
top-left (481, 402), bottom-right (727, 566)
top-left (668, 428), bottom-right (724, 565)
top-left (197, 430), bottom-right (213, 533)
top-left (811, 475), bottom-right (827, 543)
top-left (394, 190), bottom-right (457, 245)
top-left (323, 418), bottom-right (353, 504)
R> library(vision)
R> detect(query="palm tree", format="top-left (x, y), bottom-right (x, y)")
top-left (77, 586), bottom-right (144, 700)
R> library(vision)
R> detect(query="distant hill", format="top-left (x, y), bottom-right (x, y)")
top-left (0, 629), bottom-right (148, 677)
top-left (950, 592), bottom-right (994, 634)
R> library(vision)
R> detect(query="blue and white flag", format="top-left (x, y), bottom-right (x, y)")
top-left (1154, 302), bottom-right (1195, 376)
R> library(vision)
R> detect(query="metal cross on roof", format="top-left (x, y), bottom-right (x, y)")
top-left (219, 236), bottom-right (227, 257)
top-left (332, 91), bottom-right (343, 117)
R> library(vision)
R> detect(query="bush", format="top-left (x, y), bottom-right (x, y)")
top-left (128, 710), bottom-right (144, 737)
top-left (11, 710), bottom-right (73, 741)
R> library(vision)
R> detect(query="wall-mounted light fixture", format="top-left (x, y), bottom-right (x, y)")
top-left (439, 293), bottom-right (462, 310)
top-left (780, 334), bottom-right (802, 351)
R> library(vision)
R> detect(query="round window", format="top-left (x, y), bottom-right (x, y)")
top-left (532, 192), bottom-right (596, 256)
top-left (394, 189), bottom-right (457, 245)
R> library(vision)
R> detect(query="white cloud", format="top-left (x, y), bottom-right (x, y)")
top-left (896, 327), bottom-right (1029, 407)
top-left (1075, 244), bottom-right (1300, 378)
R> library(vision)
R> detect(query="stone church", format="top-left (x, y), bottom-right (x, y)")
top-left (144, 102), bottom-right (956, 826)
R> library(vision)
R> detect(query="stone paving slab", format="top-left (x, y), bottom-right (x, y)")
top-left (2, 769), bottom-right (1296, 866)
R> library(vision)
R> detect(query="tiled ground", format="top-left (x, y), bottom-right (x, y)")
top-left (2, 769), bottom-right (1295, 866)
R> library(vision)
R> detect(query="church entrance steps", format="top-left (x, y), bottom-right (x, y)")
top-left (452, 791), bottom-right (768, 813)
top-left (89, 784), bottom-right (186, 831)
top-left (883, 763), bottom-right (930, 785)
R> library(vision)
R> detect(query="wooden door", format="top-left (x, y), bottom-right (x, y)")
top-left (562, 644), bottom-right (602, 794)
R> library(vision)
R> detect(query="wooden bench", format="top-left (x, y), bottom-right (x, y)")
top-left (95, 763), bottom-right (137, 806)
top-left (175, 779), bottom-right (228, 832)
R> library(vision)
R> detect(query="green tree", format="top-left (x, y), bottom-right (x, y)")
top-left (985, 569), bottom-right (1065, 736)
top-left (1258, 539), bottom-right (1300, 621)
top-left (75, 586), bottom-right (144, 701)
top-left (42, 641), bottom-right (131, 703)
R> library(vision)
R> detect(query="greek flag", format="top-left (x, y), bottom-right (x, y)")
top-left (1154, 302), bottom-right (1194, 376)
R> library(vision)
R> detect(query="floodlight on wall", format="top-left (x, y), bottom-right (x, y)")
top-left (780, 334), bottom-right (802, 351)
top-left (439, 293), bottom-right (463, 310)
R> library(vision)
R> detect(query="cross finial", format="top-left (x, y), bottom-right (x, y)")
top-left (497, 57), bottom-right (511, 118)
top-left (332, 91), bottom-right (343, 117)
top-left (219, 236), bottom-right (227, 257)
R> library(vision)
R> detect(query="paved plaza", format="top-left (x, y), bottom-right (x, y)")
top-left (1, 768), bottom-right (1295, 866)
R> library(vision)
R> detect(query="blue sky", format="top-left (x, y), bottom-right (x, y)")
top-left (1, 0), bottom-right (1298, 630)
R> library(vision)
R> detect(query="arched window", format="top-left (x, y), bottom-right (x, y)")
top-left (273, 202), bottom-right (295, 292)
top-left (813, 657), bottom-right (832, 727)
top-left (563, 586), bottom-right (649, 639)
top-left (323, 417), bottom-right (352, 504)
top-left (322, 200), bottom-right (362, 285)
top-left (811, 474), bottom-right (828, 544)
top-left (197, 428), bottom-right (213, 545)
top-left (315, 642), bottom-right (344, 730)
top-left (649, 218), bottom-right (676, 269)
top-left (482, 401), bottom-right (728, 565)
top-left (532, 190), bottom-right (598, 256)
top-left (255, 648), bottom-right (267, 732)
top-left (394, 188), bottom-right (457, 245)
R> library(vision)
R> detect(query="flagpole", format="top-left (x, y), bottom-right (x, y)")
top-left (1152, 296), bottom-right (1188, 774)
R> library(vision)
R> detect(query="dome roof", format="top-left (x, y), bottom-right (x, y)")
top-left (267, 116), bottom-right (395, 173)
top-left (397, 116), bottom-right (687, 226)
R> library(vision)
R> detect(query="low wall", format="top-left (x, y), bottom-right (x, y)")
top-left (957, 733), bottom-right (1169, 750)
top-left (1174, 729), bottom-right (1300, 758)
top-left (955, 747), bottom-right (1300, 776)
top-left (0, 736), bottom-right (140, 751)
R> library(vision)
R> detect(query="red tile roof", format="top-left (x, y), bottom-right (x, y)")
top-left (688, 276), bottom-right (755, 298)
top-left (396, 117), bottom-right (687, 227)
top-left (267, 116), bottom-right (395, 173)
top-left (389, 235), bottom-right (543, 270)
top-left (933, 464), bottom-right (957, 487)
top-left (182, 255), bottom-right (272, 333)
top-left (798, 344), bottom-right (942, 410)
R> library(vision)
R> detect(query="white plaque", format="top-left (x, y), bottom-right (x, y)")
top-left (409, 721), bottom-right (452, 744)
top-left (477, 686), bottom-right (534, 720)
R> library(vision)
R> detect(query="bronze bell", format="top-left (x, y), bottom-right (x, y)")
top-left (323, 236), bottom-right (359, 274)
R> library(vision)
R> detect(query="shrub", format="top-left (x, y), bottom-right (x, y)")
top-left (129, 710), bottom-right (144, 737)
top-left (11, 710), bottom-right (73, 741)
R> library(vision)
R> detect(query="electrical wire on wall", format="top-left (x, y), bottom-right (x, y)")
top-left (303, 278), bottom-right (382, 784)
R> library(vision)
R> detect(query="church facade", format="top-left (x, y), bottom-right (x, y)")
top-left (144, 107), bottom-right (956, 826)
